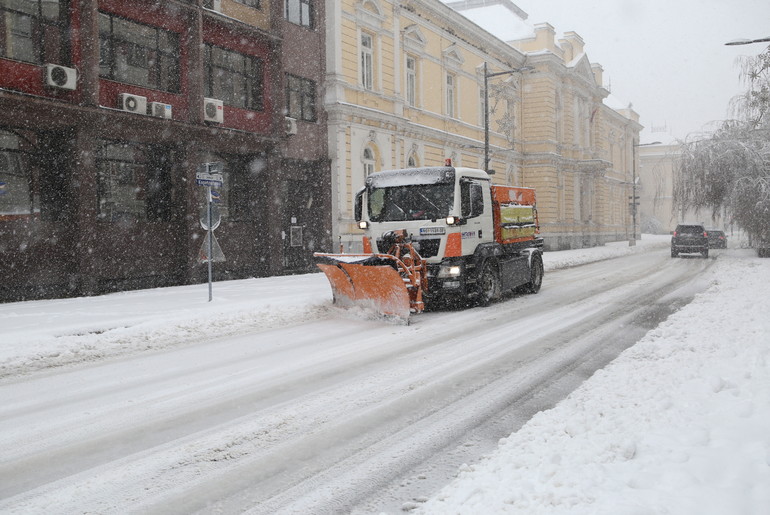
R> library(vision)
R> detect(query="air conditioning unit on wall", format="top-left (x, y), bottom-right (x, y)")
top-left (285, 116), bottom-right (298, 136)
top-left (203, 98), bottom-right (224, 123)
top-left (118, 93), bottom-right (147, 114)
top-left (44, 63), bottom-right (77, 90)
top-left (150, 102), bottom-right (173, 119)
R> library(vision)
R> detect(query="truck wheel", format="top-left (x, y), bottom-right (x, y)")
top-left (671, 248), bottom-right (678, 258)
top-left (476, 261), bottom-right (500, 306)
top-left (524, 254), bottom-right (544, 293)
top-left (702, 248), bottom-right (709, 258)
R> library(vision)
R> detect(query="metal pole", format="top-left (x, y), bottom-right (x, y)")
top-left (629, 141), bottom-right (660, 246)
top-left (484, 62), bottom-right (489, 172)
top-left (630, 143), bottom-right (637, 246)
top-left (482, 63), bottom-right (532, 173)
top-left (207, 185), bottom-right (213, 301)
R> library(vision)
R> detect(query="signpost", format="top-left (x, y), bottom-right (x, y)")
top-left (196, 162), bottom-right (225, 301)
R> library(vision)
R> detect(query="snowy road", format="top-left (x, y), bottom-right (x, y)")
top-left (0, 243), bottom-right (713, 514)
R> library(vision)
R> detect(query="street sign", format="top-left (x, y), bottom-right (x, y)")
top-left (196, 162), bottom-right (224, 187)
top-left (196, 173), bottom-right (223, 187)
top-left (197, 163), bottom-right (226, 302)
top-left (199, 204), bottom-right (221, 230)
top-left (198, 232), bottom-right (225, 263)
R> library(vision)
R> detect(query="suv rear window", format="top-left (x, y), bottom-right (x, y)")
top-left (677, 225), bottom-right (704, 234)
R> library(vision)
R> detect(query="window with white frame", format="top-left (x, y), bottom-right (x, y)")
top-left (363, 146), bottom-right (375, 177)
top-left (285, 0), bottom-right (313, 28)
top-left (406, 55), bottom-right (417, 106)
top-left (361, 32), bottom-right (373, 90)
top-left (446, 73), bottom-right (456, 118)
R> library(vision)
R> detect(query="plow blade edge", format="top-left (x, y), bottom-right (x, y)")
top-left (316, 256), bottom-right (412, 320)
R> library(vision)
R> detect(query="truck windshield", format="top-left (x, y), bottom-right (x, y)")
top-left (368, 183), bottom-right (455, 222)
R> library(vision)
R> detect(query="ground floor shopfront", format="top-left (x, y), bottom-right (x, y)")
top-left (0, 94), bottom-right (330, 302)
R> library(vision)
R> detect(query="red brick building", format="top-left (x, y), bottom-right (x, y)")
top-left (0, 0), bottom-right (330, 301)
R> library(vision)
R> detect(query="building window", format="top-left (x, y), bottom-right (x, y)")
top-left (479, 88), bottom-right (484, 126)
top-left (406, 55), bottom-right (417, 107)
top-left (286, 74), bottom-right (316, 122)
top-left (235, 0), bottom-right (261, 7)
top-left (98, 12), bottom-right (180, 93)
top-left (96, 140), bottom-right (172, 223)
top-left (204, 44), bottom-right (264, 111)
top-left (361, 32), bottom-right (373, 90)
top-left (0, 0), bottom-right (68, 64)
top-left (286, 0), bottom-right (313, 28)
top-left (0, 130), bottom-right (38, 220)
top-left (446, 73), bottom-right (456, 118)
top-left (0, 129), bottom-right (72, 223)
top-left (363, 146), bottom-right (375, 177)
top-left (199, 155), bottom-right (260, 222)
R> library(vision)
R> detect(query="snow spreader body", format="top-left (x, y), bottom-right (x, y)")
top-left (315, 164), bottom-right (544, 320)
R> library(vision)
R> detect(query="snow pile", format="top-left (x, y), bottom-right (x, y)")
top-left (418, 252), bottom-right (770, 514)
top-left (0, 274), bottom-right (332, 380)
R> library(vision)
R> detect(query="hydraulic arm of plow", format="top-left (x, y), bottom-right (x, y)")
top-left (314, 230), bottom-right (428, 320)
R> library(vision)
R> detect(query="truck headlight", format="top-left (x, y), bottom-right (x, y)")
top-left (358, 221), bottom-right (369, 230)
top-left (437, 264), bottom-right (462, 278)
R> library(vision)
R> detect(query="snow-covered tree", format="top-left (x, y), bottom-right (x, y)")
top-left (676, 46), bottom-right (770, 239)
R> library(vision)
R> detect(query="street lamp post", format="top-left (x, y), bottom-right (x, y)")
top-left (483, 62), bottom-right (533, 172)
top-left (630, 141), bottom-right (661, 246)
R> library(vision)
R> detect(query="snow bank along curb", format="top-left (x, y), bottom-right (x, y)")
top-left (0, 236), bottom-right (669, 381)
top-left (417, 253), bottom-right (770, 514)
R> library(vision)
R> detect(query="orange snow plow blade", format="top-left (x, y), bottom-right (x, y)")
top-left (314, 232), bottom-right (427, 321)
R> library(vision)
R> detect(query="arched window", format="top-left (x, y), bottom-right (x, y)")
top-left (363, 146), bottom-right (375, 176)
top-left (407, 152), bottom-right (419, 168)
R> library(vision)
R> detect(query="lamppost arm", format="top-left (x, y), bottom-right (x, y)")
top-left (483, 62), bottom-right (534, 172)
top-left (725, 36), bottom-right (770, 46)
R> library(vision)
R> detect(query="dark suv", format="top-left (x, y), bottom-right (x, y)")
top-left (671, 224), bottom-right (709, 258)
top-left (706, 229), bottom-right (727, 249)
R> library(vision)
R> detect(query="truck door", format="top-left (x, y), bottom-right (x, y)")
top-left (460, 179), bottom-right (492, 249)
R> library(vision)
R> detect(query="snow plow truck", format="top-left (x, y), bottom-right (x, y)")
top-left (314, 162), bottom-right (544, 321)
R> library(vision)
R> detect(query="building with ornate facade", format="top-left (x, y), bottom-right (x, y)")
top-left (638, 143), bottom-right (680, 234)
top-left (325, 0), bottom-right (642, 252)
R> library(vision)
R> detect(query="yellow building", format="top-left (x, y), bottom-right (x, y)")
top-left (639, 143), bottom-right (729, 235)
top-left (639, 143), bottom-right (680, 234)
top-left (325, 0), bottom-right (641, 251)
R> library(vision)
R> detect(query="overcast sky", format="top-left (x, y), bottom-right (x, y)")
top-left (458, 0), bottom-right (770, 144)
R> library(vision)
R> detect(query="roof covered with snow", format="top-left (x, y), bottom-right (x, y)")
top-left (441, 0), bottom-right (535, 41)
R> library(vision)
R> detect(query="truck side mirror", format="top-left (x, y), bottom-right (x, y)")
top-left (354, 189), bottom-right (364, 222)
